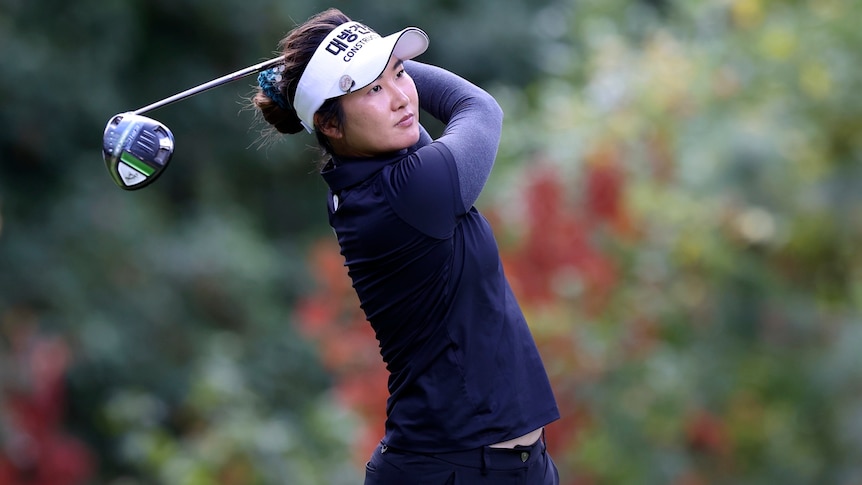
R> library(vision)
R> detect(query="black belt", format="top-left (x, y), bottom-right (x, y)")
top-left (380, 430), bottom-right (546, 474)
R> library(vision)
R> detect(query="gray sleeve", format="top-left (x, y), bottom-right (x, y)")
top-left (405, 61), bottom-right (504, 211)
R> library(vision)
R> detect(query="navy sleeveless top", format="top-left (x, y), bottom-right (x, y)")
top-left (321, 138), bottom-right (559, 452)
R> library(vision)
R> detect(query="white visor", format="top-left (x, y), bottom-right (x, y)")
top-left (293, 21), bottom-right (429, 133)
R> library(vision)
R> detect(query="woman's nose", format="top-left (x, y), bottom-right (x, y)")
top-left (391, 86), bottom-right (409, 108)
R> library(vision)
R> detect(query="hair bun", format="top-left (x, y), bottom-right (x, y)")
top-left (254, 89), bottom-right (307, 135)
top-left (274, 115), bottom-right (305, 135)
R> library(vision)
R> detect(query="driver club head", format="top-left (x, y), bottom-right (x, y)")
top-left (103, 112), bottom-right (175, 190)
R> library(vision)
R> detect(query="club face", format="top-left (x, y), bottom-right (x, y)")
top-left (103, 112), bottom-right (175, 190)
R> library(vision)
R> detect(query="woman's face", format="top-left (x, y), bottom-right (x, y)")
top-left (321, 56), bottom-right (420, 158)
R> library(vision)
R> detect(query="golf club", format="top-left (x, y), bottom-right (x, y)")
top-left (102, 55), bottom-right (285, 190)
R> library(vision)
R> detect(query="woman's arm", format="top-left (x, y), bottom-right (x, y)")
top-left (405, 61), bottom-right (504, 211)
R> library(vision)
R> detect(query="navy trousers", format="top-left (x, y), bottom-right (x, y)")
top-left (363, 435), bottom-right (560, 485)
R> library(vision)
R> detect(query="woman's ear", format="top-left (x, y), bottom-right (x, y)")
top-left (316, 113), bottom-right (343, 139)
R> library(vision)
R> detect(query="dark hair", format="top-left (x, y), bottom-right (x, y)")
top-left (252, 8), bottom-right (350, 155)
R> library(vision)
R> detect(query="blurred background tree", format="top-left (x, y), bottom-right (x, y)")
top-left (2, 0), bottom-right (861, 484)
top-left (0, 0), bottom-right (556, 483)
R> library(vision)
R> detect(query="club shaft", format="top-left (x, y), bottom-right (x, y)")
top-left (134, 55), bottom-right (285, 115)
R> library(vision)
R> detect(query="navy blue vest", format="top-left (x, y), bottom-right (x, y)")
top-left (321, 141), bottom-right (559, 453)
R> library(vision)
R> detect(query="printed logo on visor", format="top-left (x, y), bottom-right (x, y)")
top-left (323, 23), bottom-right (379, 63)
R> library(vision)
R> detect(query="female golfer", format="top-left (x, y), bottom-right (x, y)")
top-left (253, 8), bottom-right (560, 484)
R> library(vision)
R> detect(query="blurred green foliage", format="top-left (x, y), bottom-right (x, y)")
top-left (481, 0), bottom-right (862, 483)
top-left (2, 0), bottom-right (861, 483)
top-left (0, 0), bottom-right (556, 482)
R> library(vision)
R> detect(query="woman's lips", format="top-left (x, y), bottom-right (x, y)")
top-left (397, 113), bottom-right (414, 127)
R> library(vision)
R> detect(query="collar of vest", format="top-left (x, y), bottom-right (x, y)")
top-left (320, 142), bottom-right (420, 192)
